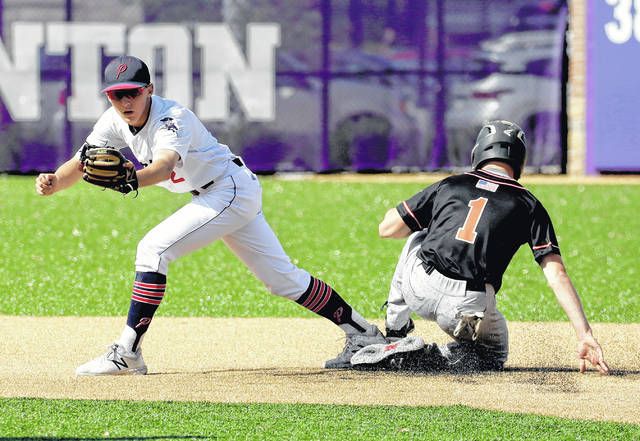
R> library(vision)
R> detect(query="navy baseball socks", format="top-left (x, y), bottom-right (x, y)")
top-left (296, 276), bottom-right (387, 368)
top-left (118, 271), bottom-right (166, 352)
top-left (75, 271), bottom-right (164, 376)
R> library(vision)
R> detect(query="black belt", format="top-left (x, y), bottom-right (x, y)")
top-left (232, 157), bottom-right (244, 167)
top-left (190, 179), bottom-right (215, 196)
top-left (190, 157), bottom-right (245, 196)
top-left (421, 261), bottom-right (485, 291)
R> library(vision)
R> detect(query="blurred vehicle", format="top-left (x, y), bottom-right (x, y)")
top-left (446, 73), bottom-right (561, 168)
top-left (227, 50), bottom-right (432, 172)
top-left (475, 30), bottom-right (559, 74)
top-left (445, 29), bottom-right (563, 172)
top-left (511, 0), bottom-right (566, 31)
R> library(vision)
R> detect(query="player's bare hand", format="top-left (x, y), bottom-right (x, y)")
top-left (35, 173), bottom-right (57, 196)
top-left (577, 334), bottom-right (609, 375)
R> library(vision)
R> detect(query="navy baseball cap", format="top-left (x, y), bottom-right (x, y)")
top-left (102, 55), bottom-right (150, 92)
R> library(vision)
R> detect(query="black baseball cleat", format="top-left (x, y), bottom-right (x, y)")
top-left (440, 341), bottom-right (505, 373)
top-left (385, 317), bottom-right (415, 342)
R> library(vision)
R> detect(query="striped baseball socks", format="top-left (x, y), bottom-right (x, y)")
top-left (118, 271), bottom-right (166, 352)
top-left (296, 276), bottom-right (369, 334)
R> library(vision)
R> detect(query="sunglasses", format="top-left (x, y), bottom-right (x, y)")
top-left (106, 86), bottom-right (148, 101)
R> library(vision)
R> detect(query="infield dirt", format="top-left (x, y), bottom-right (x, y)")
top-left (1, 316), bottom-right (638, 424)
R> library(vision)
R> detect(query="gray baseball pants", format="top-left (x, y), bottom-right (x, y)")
top-left (385, 231), bottom-right (509, 366)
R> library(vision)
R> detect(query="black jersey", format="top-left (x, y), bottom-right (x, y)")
top-left (396, 169), bottom-right (560, 291)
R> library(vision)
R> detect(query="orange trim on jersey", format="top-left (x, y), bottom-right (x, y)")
top-left (532, 242), bottom-right (554, 250)
top-left (402, 201), bottom-right (424, 229)
top-left (465, 172), bottom-right (526, 191)
top-left (476, 169), bottom-right (518, 181)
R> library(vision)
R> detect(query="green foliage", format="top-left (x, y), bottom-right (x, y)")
top-left (0, 398), bottom-right (637, 440)
top-left (1, 175), bottom-right (638, 321)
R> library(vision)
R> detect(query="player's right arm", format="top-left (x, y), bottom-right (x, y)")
top-left (37, 109), bottom-right (124, 196)
top-left (379, 207), bottom-right (411, 238)
top-left (35, 156), bottom-right (83, 196)
top-left (381, 184), bottom-right (438, 239)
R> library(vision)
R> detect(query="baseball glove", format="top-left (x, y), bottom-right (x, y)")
top-left (80, 144), bottom-right (139, 195)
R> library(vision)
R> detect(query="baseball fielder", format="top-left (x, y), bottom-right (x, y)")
top-left (35, 55), bottom-right (386, 375)
top-left (351, 120), bottom-right (609, 374)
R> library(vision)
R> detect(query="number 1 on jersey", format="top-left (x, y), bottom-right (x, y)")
top-left (456, 197), bottom-right (488, 244)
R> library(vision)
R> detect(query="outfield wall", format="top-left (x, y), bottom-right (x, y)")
top-left (0, 0), bottom-right (568, 174)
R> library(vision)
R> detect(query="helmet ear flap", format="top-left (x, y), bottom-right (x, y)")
top-left (470, 143), bottom-right (478, 165)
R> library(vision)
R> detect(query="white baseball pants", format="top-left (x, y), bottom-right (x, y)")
top-left (135, 166), bottom-right (310, 299)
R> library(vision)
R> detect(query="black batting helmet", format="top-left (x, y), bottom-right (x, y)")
top-left (471, 120), bottom-right (526, 179)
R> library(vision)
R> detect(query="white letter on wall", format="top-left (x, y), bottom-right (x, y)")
top-left (129, 24), bottom-right (192, 107)
top-left (46, 22), bottom-right (125, 121)
top-left (0, 22), bottom-right (44, 121)
top-left (196, 23), bottom-right (280, 121)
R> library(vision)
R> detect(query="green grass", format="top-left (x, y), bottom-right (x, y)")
top-left (1, 398), bottom-right (638, 440)
top-left (1, 175), bottom-right (639, 321)
top-left (2, 175), bottom-right (639, 438)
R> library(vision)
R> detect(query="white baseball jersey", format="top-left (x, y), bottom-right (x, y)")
top-left (85, 95), bottom-right (235, 193)
top-left (83, 94), bottom-right (311, 300)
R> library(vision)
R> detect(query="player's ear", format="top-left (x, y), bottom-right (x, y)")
top-left (147, 83), bottom-right (154, 95)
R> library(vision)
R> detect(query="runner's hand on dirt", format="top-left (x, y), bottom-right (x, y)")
top-left (577, 334), bottom-right (609, 375)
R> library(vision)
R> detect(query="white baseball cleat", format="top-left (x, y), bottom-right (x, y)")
top-left (75, 343), bottom-right (148, 376)
top-left (324, 325), bottom-right (388, 369)
top-left (351, 335), bottom-right (426, 366)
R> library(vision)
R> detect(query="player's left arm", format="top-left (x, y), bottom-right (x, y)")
top-left (136, 149), bottom-right (180, 188)
top-left (540, 253), bottom-right (609, 375)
